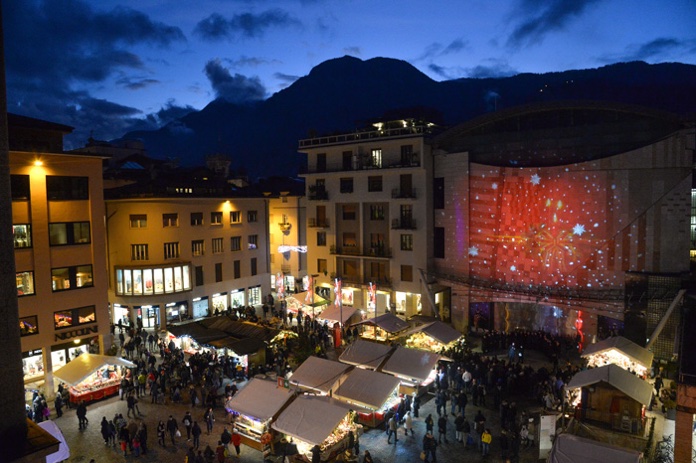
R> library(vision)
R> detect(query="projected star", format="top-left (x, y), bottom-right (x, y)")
top-left (530, 174), bottom-right (541, 185)
top-left (573, 224), bottom-right (586, 236)
top-left (468, 246), bottom-right (479, 256)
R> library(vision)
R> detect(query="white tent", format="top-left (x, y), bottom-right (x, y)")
top-left (226, 378), bottom-right (293, 421)
top-left (289, 356), bottom-right (352, 394)
top-left (272, 395), bottom-right (354, 446)
top-left (567, 364), bottom-right (653, 406)
top-left (38, 420), bottom-right (70, 463)
top-left (380, 345), bottom-right (440, 383)
top-left (417, 321), bottom-right (463, 345)
top-left (548, 433), bottom-right (642, 463)
top-left (582, 336), bottom-right (653, 371)
top-left (338, 339), bottom-right (394, 370)
top-left (333, 368), bottom-right (401, 410)
top-left (53, 353), bottom-right (135, 386)
top-left (317, 305), bottom-right (358, 325)
top-left (354, 312), bottom-right (410, 334)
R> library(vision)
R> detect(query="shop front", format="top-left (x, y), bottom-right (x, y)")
top-left (333, 367), bottom-right (401, 428)
top-left (211, 292), bottom-right (227, 315)
top-left (53, 353), bottom-right (135, 404)
top-left (394, 291), bottom-right (422, 317)
top-left (230, 289), bottom-right (245, 309)
top-left (135, 304), bottom-right (160, 329)
top-left (192, 296), bottom-right (210, 318)
top-left (166, 300), bottom-right (189, 325)
top-left (51, 338), bottom-right (96, 372)
top-left (111, 303), bottom-right (131, 327)
top-left (22, 348), bottom-right (44, 384)
top-left (248, 285), bottom-right (262, 306)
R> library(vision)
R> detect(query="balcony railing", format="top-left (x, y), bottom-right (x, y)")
top-left (308, 185), bottom-right (328, 201)
top-left (299, 156), bottom-right (421, 175)
top-left (392, 187), bottom-right (417, 199)
top-left (333, 274), bottom-right (393, 289)
top-left (391, 218), bottom-right (417, 230)
top-left (329, 245), bottom-right (392, 258)
top-left (308, 218), bottom-right (330, 228)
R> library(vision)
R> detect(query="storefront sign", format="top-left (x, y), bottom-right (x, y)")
top-left (54, 324), bottom-right (98, 341)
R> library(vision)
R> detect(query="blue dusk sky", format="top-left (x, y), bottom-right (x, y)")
top-left (2, 0), bottom-right (695, 146)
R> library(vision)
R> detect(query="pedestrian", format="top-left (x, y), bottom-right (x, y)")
top-left (76, 400), bottom-right (88, 430)
top-left (215, 441), bottom-right (226, 463)
top-left (231, 427), bottom-right (242, 457)
top-left (474, 410), bottom-right (486, 451)
top-left (167, 415), bottom-right (179, 446)
top-left (54, 393), bottom-right (63, 418)
top-left (311, 444), bottom-right (321, 463)
top-left (387, 415), bottom-right (398, 444)
top-left (157, 420), bottom-right (166, 446)
top-left (192, 421), bottom-right (202, 450)
top-left (183, 411), bottom-right (193, 440)
top-left (454, 412), bottom-right (465, 443)
top-left (204, 407), bottom-right (215, 435)
top-left (203, 444), bottom-right (216, 463)
top-left (481, 428), bottom-right (492, 456)
top-left (423, 431), bottom-right (438, 463)
top-left (138, 421), bottom-right (149, 455)
top-left (126, 391), bottom-right (139, 418)
top-left (132, 434), bottom-right (141, 457)
top-left (425, 413), bottom-right (434, 434)
top-left (220, 427), bottom-right (232, 451)
top-left (362, 449), bottom-right (374, 463)
top-left (186, 446), bottom-right (196, 463)
top-left (403, 410), bottom-right (414, 436)
top-left (437, 414), bottom-right (449, 444)
top-left (101, 416), bottom-right (111, 445)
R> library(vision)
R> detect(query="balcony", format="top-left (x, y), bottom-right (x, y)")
top-left (391, 218), bottom-right (417, 230)
top-left (308, 185), bottom-right (328, 201)
top-left (308, 218), bottom-right (330, 228)
top-left (330, 245), bottom-right (392, 258)
top-left (332, 274), bottom-right (392, 289)
top-left (299, 155), bottom-right (421, 175)
top-left (392, 187), bottom-right (417, 199)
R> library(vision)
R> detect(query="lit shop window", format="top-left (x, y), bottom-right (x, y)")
top-left (16, 271), bottom-right (35, 296)
top-left (248, 285), bottom-right (261, 305)
top-left (51, 265), bottom-right (94, 291)
top-left (54, 305), bottom-right (96, 330)
top-left (116, 265), bottom-right (191, 296)
top-left (13, 224), bottom-right (32, 248)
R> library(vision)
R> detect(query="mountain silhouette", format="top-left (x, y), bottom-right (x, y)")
top-left (121, 56), bottom-right (696, 180)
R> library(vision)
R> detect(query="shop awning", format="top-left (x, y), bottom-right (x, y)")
top-left (272, 395), bottom-right (354, 446)
top-left (548, 433), bottom-right (642, 463)
top-left (380, 346), bottom-right (440, 383)
top-left (333, 368), bottom-right (401, 410)
top-left (353, 313), bottom-right (410, 334)
top-left (317, 305), bottom-right (358, 324)
top-left (567, 364), bottom-right (653, 406)
top-left (581, 336), bottom-right (653, 369)
top-left (415, 321), bottom-right (463, 345)
top-left (53, 353), bottom-right (135, 386)
top-left (289, 356), bottom-right (352, 394)
top-left (226, 378), bottom-right (293, 422)
top-left (167, 321), bottom-right (228, 344)
top-left (208, 337), bottom-right (266, 356)
top-left (338, 339), bottom-right (394, 370)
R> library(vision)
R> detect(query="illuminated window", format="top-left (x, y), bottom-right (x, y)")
top-left (400, 234), bottom-right (413, 251)
top-left (371, 148), bottom-right (382, 168)
top-left (116, 265), bottom-right (190, 296)
top-left (13, 224), bottom-right (32, 248)
top-left (190, 212), bottom-right (203, 226)
top-left (53, 305), bottom-right (96, 330)
top-left (248, 235), bottom-right (258, 250)
top-left (131, 244), bottom-right (149, 261)
top-left (164, 242), bottom-right (180, 259)
top-left (230, 211), bottom-right (242, 224)
top-left (230, 236), bottom-right (241, 251)
top-left (19, 316), bottom-right (39, 337)
top-left (129, 214), bottom-right (147, 228)
top-left (51, 265), bottom-right (93, 291)
top-left (163, 213), bottom-right (179, 227)
top-left (16, 271), bottom-right (35, 296)
top-left (370, 204), bottom-right (385, 220)
top-left (192, 240), bottom-right (205, 256)
top-left (212, 238), bottom-right (224, 254)
top-left (211, 211), bottom-right (222, 225)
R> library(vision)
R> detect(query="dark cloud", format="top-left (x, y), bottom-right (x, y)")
top-left (116, 77), bottom-right (161, 91)
top-left (465, 59), bottom-right (518, 78)
top-left (428, 64), bottom-right (449, 79)
top-left (194, 9), bottom-right (300, 40)
top-left (343, 46), bottom-right (361, 56)
top-left (273, 72), bottom-right (301, 86)
top-left (227, 56), bottom-right (282, 68)
top-left (506, 0), bottom-right (599, 49)
top-left (600, 37), bottom-right (696, 63)
top-left (418, 39), bottom-right (469, 62)
top-left (204, 59), bottom-right (267, 103)
top-left (155, 100), bottom-right (198, 124)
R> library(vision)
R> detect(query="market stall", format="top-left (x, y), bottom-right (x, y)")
top-left (208, 336), bottom-right (267, 376)
top-left (338, 339), bottom-right (394, 371)
top-left (166, 321), bottom-right (228, 354)
top-left (403, 321), bottom-right (464, 352)
top-left (316, 305), bottom-right (358, 328)
top-left (354, 313), bottom-right (410, 342)
top-left (581, 336), bottom-right (653, 378)
top-left (53, 353), bottom-right (135, 404)
top-left (379, 345), bottom-right (441, 396)
top-left (288, 356), bottom-right (352, 396)
top-left (333, 367), bottom-right (401, 427)
top-left (226, 378), bottom-right (294, 451)
top-left (272, 395), bottom-right (362, 462)
top-left (284, 292), bottom-right (329, 320)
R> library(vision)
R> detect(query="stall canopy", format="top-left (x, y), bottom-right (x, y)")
top-left (548, 433), bottom-right (642, 463)
top-left (226, 378), bottom-right (293, 422)
top-left (208, 337), bottom-right (266, 356)
top-left (415, 321), bottom-right (463, 345)
top-left (167, 321), bottom-right (228, 344)
top-left (354, 313), bottom-right (410, 334)
top-left (285, 292), bottom-right (329, 312)
top-left (272, 395), bottom-right (354, 446)
top-left (333, 368), bottom-right (401, 410)
top-left (338, 339), bottom-right (394, 370)
top-left (289, 356), bottom-right (352, 394)
top-left (581, 336), bottom-right (653, 370)
top-left (200, 317), bottom-right (280, 343)
top-left (317, 305), bottom-right (358, 325)
top-left (38, 420), bottom-right (70, 463)
top-left (567, 364), bottom-right (653, 406)
top-left (53, 353), bottom-right (135, 386)
top-left (380, 346), bottom-right (440, 383)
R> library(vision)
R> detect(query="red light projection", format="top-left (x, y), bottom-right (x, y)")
top-left (467, 165), bottom-right (630, 290)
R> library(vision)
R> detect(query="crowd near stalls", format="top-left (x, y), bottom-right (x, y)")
top-left (272, 395), bottom-right (362, 462)
top-left (333, 367), bottom-right (401, 427)
top-left (581, 336), bottom-right (653, 378)
top-left (53, 353), bottom-right (135, 404)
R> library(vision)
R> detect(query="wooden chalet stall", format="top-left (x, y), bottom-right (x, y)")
top-left (338, 339), bottom-right (394, 371)
top-left (288, 356), bottom-right (351, 396)
top-left (225, 378), bottom-right (294, 452)
top-left (285, 292), bottom-right (329, 320)
top-left (581, 336), bottom-right (653, 378)
top-left (354, 313), bottom-right (410, 342)
top-left (333, 367), bottom-right (401, 428)
top-left (567, 364), bottom-right (652, 435)
top-left (380, 346), bottom-right (441, 396)
top-left (403, 320), bottom-right (464, 353)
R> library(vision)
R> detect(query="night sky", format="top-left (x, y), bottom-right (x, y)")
top-left (2, 0), bottom-right (695, 147)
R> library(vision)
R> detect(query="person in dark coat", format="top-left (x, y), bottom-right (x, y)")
top-left (423, 431), bottom-right (438, 463)
top-left (192, 421), bottom-right (202, 450)
top-left (76, 400), bottom-right (88, 430)
top-left (311, 444), bottom-right (321, 463)
top-left (101, 416), bottom-right (111, 444)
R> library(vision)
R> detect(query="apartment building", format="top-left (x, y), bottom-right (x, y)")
top-left (299, 119), bottom-right (441, 319)
top-left (9, 114), bottom-right (109, 392)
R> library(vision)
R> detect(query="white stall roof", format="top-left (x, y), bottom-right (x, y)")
top-left (289, 356), bottom-right (352, 394)
top-left (38, 420), bottom-right (70, 463)
top-left (334, 368), bottom-right (401, 410)
top-left (548, 433), bottom-right (642, 463)
top-left (567, 364), bottom-right (653, 406)
top-left (354, 313), bottom-right (410, 334)
top-left (381, 346), bottom-right (440, 382)
top-left (53, 353), bottom-right (135, 386)
top-left (317, 305), bottom-right (358, 324)
top-left (417, 321), bottom-right (463, 345)
top-left (272, 395), bottom-right (353, 446)
top-left (338, 339), bottom-right (394, 370)
top-left (582, 336), bottom-right (653, 369)
top-left (226, 378), bottom-right (294, 421)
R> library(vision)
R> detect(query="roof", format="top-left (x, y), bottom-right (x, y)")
top-left (226, 378), bottom-right (293, 422)
top-left (416, 321), bottom-right (463, 345)
top-left (581, 336), bottom-right (653, 369)
top-left (53, 353), bottom-right (135, 386)
top-left (354, 313), bottom-right (410, 334)
top-left (272, 395), bottom-right (354, 446)
top-left (333, 368), bottom-right (401, 410)
top-left (316, 305), bottom-right (358, 324)
top-left (289, 356), bottom-right (352, 393)
top-left (167, 322), bottom-right (228, 344)
top-left (380, 346), bottom-right (441, 383)
top-left (567, 364), bottom-right (653, 406)
top-left (285, 292), bottom-right (330, 309)
top-left (208, 337), bottom-right (265, 356)
top-left (548, 433), bottom-right (642, 463)
top-left (199, 317), bottom-right (280, 343)
top-left (338, 339), bottom-right (394, 370)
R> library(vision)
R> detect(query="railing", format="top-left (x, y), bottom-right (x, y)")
top-left (299, 157), bottom-right (420, 175)
top-left (307, 186), bottom-right (328, 200)
top-left (308, 218), bottom-right (330, 228)
top-left (299, 125), bottom-right (432, 148)
top-left (392, 187), bottom-right (417, 199)
top-left (333, 274), bottom-right (393, 288)
top-left (391, 218), bottom-right (417, 229)
top-left (330, 245), bottom-right (392, 258)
